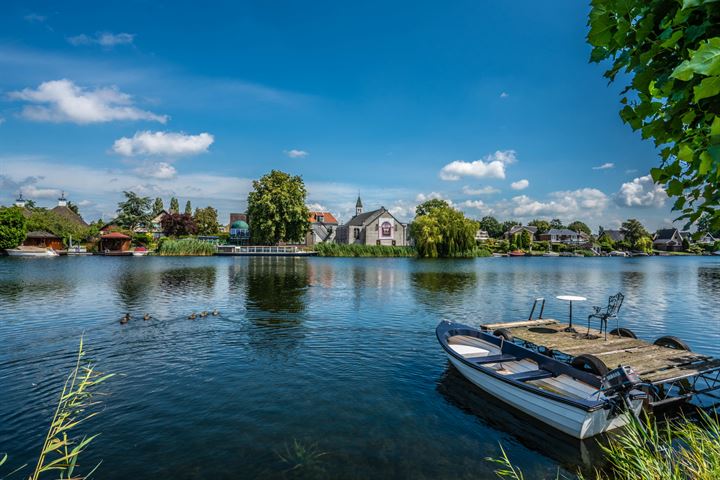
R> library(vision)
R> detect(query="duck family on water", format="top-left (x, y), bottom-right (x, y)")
top-left (120, 310), bottom-right (220, 324)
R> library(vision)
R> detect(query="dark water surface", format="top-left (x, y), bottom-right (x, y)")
top-left (2, 256), bottom-right (720, 479)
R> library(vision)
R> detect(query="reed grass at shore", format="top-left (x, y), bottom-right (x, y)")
top-left (157, 237), bottom-right (216, 256)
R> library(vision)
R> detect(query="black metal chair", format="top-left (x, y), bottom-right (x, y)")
top-left (587, 292), bottom-right (624, 340)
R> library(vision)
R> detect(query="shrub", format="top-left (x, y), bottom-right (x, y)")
top-left (313, 243), bottom-right (415, 257)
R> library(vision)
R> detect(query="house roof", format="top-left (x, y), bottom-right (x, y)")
top-left (26, 230), bottom-right (60, 239)
top-left (654, 228), bottom-right (679, 241)
top-left (345, 207), bottom-right (402, 227)
top-left (51, 205), bottom-right (88, 227)
top-left (101, 232), bottom-right (131, 239)
top-left (507, 225), bottom-right (537, 235)
top-left (601, 229), bottom-right (625, 242)
top-left (308, 211), bottom-right (338, 224)
top-left (546, 228), bottom-right (582, 236)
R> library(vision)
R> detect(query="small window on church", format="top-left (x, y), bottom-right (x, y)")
top-left (354, 228), bottom-right (360, 239)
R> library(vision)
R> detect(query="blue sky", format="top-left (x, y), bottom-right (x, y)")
top-left (0, 1), bottom-right (674, 230)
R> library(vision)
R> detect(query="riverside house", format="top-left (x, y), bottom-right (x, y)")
top-left (653, 228), bottom-right (684, 252)
top-left (335, 196), bottom-right (408, 246)
top-left (538, 228), bottom-right (590, 246)
top-left (306, 211), bottom-right (339, 246)
top-left (503, 225), bottom-right (538, 241)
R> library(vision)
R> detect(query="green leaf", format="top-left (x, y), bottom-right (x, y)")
top-left (650, 167), bottom-right (667, 183)
top-left (660, 30), bottom-right (683, 49)
top-left (671, 38), bottom-right (720, 81)
top-left (678, 144), bottom-right (694, 162)
top-left (667, 179), bottom-right (684, 196)
top-left (699, 151), bottom-right (713, 175)
top-left (693, 76), bottom-right (720, 102)
top-left (682, 0), bottom-right (720, 9)
top-left (711, 116), bottom-right (720, 136)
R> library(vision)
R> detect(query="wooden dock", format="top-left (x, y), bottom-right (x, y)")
top-left (480, 319), bottom-right (720, 387)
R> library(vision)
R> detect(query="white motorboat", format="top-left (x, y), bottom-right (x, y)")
top-left (5, 246), bottom-right (59, 257)
top-left (542, 251), bottom-right (559, 257)
top-left (436, 321), bottom-right (645, 439)
top-left (608, 251), bottom-right (628, 257)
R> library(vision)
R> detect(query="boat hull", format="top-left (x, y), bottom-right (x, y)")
top-left (5, 248), bottom-right (59, 257)
top-left (446, 354), bottom-right (641, 439)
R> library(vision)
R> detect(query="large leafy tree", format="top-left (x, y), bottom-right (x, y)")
top-left (194, 206), bottom-right (220, 235)
top-left (568, 220), bottom-right (592, 235)
top-left (161, 213), bottom-right (197, 237)
top-left (0, 206), bottom-right (27, 249)
top-left (588, 0), bottom-right (720, 230)
top-left (152, 197), bottom-right (165, 217)
top-left (479, 216), bottom-right (504, 238)
top-left (528, 219), bottom-right (551, 234)
top-left (247, 170), bottom-right (310, 244)
top-left (621, 218), bottom-right (651, 248)
top-left (115, 191), bottom-right (152, 231)
top-left (411, 200), bottom-right (477, 258)
top-left (549, 218), bottom-right (564, 230)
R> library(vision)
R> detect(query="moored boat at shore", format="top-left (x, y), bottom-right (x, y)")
top-left (5, 246), bottom-right (59, 257)
top-left (436, 321), bottom-right (645, 439)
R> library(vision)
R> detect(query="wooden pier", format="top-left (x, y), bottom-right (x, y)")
top-left (480, 319), bottom-right (720, 408)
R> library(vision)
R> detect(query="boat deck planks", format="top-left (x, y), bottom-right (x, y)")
top-left (480, 319), bottom-right (719, 385)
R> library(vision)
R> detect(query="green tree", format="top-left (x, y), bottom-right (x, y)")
top-left (588, 0), bottom-right (720, 228)
top-left (415, 198), bottom-right (450, 216)
top-left (568, 220), bottom-right (592, 236)
top-left (479, 215), bottom-right (503, 238)
top-left (636, 236), bottom-right (654, 253)
top-left (194, 206), bottom-right (220, 235)
top-left (501, 220), bottom-right (519, 235)
top-left (66, 201), bottom-right (80, 215)
top-left (184, 200), bottom-right (192, 216)
top-left (598, 232), bottom-right (616, 252)
top-left (411, 203), bottom-right (477, 258)
top-left (0, 206), bottom-right (28, 249)
top-left (528, 219), bottom-right (550, 234)
top-left (161, 213), bottom-right (197, 237)
top-left (169, 197), bottom-right (179, 214)
top-left (247, 170), bottom-right (310, 244)
top-left (698, 212), bottom-right (720, 237)
top-left (115, 191), bottom-right (152, 231)
top-left (26, 210), bottom-right (90, 245)
top-left (549, 218), bottom-right (564, 230)
top-left (521, 230), bottom-right (533, 250)
top-left (152, 197), bottom-right (165, 217)
top-left (621, 219), bottom-right (650, 249)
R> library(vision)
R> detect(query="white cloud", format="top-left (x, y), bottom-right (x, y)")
top-left (24, 13), bottom-right (47, 23)
top-left (616, 175), bottom-right (668, 208)
top-left (592, 162), bottom-right (615, 170)
top-left (78, 200), bottom-right (93, 207)
top-left (462, 185), bottom-right (499, 195)
top-left (306, 202), bottom-right (327, 211)
top-left (439, 150), bottom-right (517, 181)
top-left (285, 149), bottom-right (308, 158)
top-left (67, 32), bottom-right (135, 47)
top-left (510, 179), bottom-right (529, 190)
top-left (20, 184), bottom-right (62, 199)
top-left (509, 188), bottom-right (608, 218)
top-left (0, 117), bottom-right (5, 125)
top-left (460, 200), bottom-right (487, 210)
top-left (113, 131), bottom-right (214, 156)
top-left (500, 92), bottom-right (509, 98)
top-left (133, 162), bottom-right (177, 179)
top-left (9, 79), bottom-right (167, 124)
top-left (415, 192), bottom-right (447, 203)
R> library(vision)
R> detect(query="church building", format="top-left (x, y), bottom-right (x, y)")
top-left (335, 196), bottom-right (408, 246)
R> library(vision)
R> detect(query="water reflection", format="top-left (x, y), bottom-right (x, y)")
top-left (159, 265), bottom-right (217, 295)
top-left (436, 367), bottom-right (609, 476)
top-left (411, 270), bottom-right (477, 294)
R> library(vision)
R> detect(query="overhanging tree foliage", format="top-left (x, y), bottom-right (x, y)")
top-left (588, 0), bottom-right (720, 230)
top-left (410, 200), bottom-right (477, 258)
top-left (247, 170), bottom-right (310, 244)
top-left (0, 206), bottom-right (27, 249)
top-left (115, 191), bottom-right (152, 231)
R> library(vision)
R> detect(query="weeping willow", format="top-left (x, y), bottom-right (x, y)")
top-left (411, 201), bottom-right (478, 258)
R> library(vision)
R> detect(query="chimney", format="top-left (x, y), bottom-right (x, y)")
top-left (15, 193), bottom-right (26, 208)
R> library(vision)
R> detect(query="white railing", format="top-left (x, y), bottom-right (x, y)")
top-left (216, 245), bottom-right (304, 254)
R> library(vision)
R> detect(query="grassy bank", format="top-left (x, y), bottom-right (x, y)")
top-left (313, 243), bottom-right (416, 257)
top-left (157, 238), bottom-right (216, 256)
top-left (490, 413), bottom-right (720, 480)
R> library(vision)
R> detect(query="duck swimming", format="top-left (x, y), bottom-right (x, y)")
top-left (188, 312), bottom-right (197, 320)
top-left (200, 311), bottom-right (208, 317)
top-left (120, 313), bottom-right (130, 324)
top-left (212, 309), bottom-right (219, 316)
top-left (143, 313), bottom-right (152, 321)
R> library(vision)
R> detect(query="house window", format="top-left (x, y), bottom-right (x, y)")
top-left (354, 228), bottom-right (360, 239)
top-left (317, 215), bottom-right (324, 223)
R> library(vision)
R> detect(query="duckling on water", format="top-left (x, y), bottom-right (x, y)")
top-left (188, 312), bottom-right (197, 320)
top-left (143, 313), bottom-right (152, 321)
top-left (120, 313), bottom-right (130, 324)
top-left (212, 309), bottom-right (219, 316)
top-left (200, 311), bottom-right (208, 317)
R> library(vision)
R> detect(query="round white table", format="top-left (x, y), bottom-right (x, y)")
top-left (556, 295), bottom-right (587, 332)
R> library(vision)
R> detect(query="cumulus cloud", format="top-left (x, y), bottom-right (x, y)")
top-left (306, 202), bottom-right (327, 211)
top-left (462, 185), bottom-right (499, 195)
top-left (460, 199), bottom-right (487, 210)
top-left (285, 149), bottom-right (308, 158)
top-left (439, 150), bottom-right (517, 181)
top-left (500, 92), bottom-right (509, 98)
top-left (21, 184), bottom-right (62, 199)
top-left (8, 79), bottom-right (167, 124)
top-left (113, 131), bottom-right (214, 156)
top-left (133, 162), bottom-right (178, 179)
top-left (509, 188), bottom-right (608, 218)
top-left (616, 175), bottom-right (668, 208)
top-left (592, 162), bottom-right (615, 170)
top-left (510, 179), bottom-right (529, 190)
top-left (67, 32), bottom-right (135, 47)
top-left (415, 192), bottom-right (447, 203)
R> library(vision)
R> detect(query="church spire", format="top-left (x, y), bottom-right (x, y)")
top-left (355, 194), bottom-right (363, 216)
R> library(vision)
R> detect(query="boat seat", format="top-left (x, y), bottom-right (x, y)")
top-left (505, 369), bottom-right (554, 382)
top-left (470, 354), bottom-right (517, 364)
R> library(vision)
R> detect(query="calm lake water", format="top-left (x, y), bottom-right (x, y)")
top-left (2, 256), bottom-right (720, 479)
